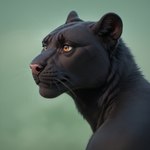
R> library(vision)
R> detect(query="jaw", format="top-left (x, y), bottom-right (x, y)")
top-left (39, 87), bottom-right (61, 98)
top-left (38, 81), bottom-right (103, 99)
top-left (39, 84), bottom-right (66, 98)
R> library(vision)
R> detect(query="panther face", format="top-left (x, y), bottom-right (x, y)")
top-left (30, 11), bottom-right (122, 98)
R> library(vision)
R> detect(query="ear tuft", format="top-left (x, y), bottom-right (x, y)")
top-left (92, 13), bottom-right (123, 40)
top-left (65, 11), bottom-right (82, 24)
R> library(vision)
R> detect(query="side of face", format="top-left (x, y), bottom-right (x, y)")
top-left (30, 11), bottom-right (123, 98)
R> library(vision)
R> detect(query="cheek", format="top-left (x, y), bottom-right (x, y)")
top-left (57, 47), bottom-right (110, 83)
top-left (57, 48), bottom-right (87, 69)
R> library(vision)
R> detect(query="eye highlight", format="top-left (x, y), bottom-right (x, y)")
top-left (63, 45), bottom-right (73, 52)
top-left (43, 46), bottom-right (47, 51)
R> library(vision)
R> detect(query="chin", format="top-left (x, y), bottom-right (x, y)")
top-left (39, 87), bottom-right (61, 98)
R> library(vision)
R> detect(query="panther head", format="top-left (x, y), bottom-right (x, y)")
top-left (30, 11), bottom-right (122, 99)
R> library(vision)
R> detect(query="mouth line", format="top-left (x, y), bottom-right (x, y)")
top-left (35, 76), bottom-right (79, 99)
top-left (38, 82), bottom-right (51, 88)
top-left (38, 79), bottom-right (67, 89)
top-left (38, 81), bottom-right (60, 88)
top-left (33, 71), bottom-right (75, 93)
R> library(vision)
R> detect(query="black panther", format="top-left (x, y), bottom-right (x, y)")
top-left (30, 11), bottom-right (150, 150)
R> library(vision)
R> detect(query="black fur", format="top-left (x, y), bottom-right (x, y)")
top-left (30, 11), bottom-right (150, 150)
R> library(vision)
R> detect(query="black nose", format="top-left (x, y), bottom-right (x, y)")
top-left (30, 64), bottom-right (43, 75)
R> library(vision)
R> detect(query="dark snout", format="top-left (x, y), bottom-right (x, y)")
top-left (30, 48), bottom-right (56, 74)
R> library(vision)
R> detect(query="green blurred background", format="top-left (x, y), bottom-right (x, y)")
top-left (0, 0), bottom-right (150, 150)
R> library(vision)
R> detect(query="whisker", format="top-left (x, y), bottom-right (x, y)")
top-left (60, 76), bottom-right (74, 86)
top-left (53, 80), bottom-right (61, 94)
top-left (55, 78), bottom-right (77, 100)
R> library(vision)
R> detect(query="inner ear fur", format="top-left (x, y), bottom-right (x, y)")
top-left (92, 13), bottom-right (123, 40)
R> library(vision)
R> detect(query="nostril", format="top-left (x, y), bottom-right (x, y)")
top-left (30, 64), bottom-right (43, 75)
top-left (36, 66), bottom-right (42, 72)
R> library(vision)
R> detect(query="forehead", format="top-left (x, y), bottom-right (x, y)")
top-left (42, 22), bottom-right (94, 44)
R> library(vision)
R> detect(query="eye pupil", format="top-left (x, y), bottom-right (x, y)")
top-left (63, 45), bottom-right (72, 52)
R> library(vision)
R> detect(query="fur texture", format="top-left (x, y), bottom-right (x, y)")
top-left (30, 11), bottom-right (150, 150)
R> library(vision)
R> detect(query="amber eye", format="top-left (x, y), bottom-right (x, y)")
top-left (63, 45), bottom-right (72, 52)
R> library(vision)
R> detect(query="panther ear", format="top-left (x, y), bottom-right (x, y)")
top-left (92, 13), bottom-right (123, 40)
top-left (65, 11), bottom-right (82, 24)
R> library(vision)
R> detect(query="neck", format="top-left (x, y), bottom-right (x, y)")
top-left (73, 88), bottom-right (103, 132)
top-left (69, 40), bottom-right (142, 132)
